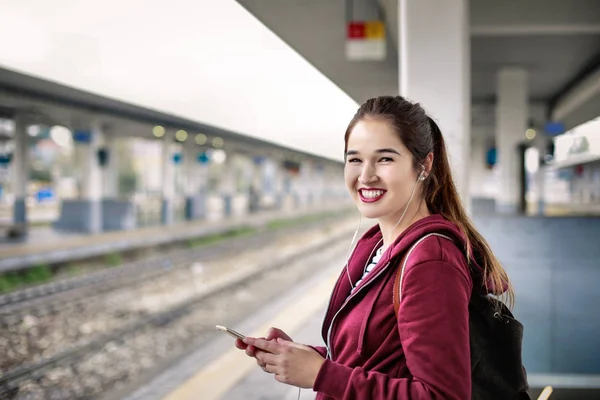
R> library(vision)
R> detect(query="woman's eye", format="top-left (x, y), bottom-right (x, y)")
top-left (347, 158), bottom-right (361, 164)
top-left (379, 157), bottom-right (393, 162)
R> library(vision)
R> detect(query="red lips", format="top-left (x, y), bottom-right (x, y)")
top-left (358, 188), bottom-right (386, 203)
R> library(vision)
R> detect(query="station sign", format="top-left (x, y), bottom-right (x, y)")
top-left (73, 130), bottom-right (91, 143)
top-left (173, 153), bottom-right (182, 164)
top-left (282, 160), bottom-right (300, 175)
top-left (346, 20), bottom-right (386, 61)
top-left (486, 147), bottom-right (497, 169)
top-left (0, 153), bottom-right (12, 166)
top-left (197, 152), bottom-right (210, 164)
top-left (544, 121), bottom-right (565, 137)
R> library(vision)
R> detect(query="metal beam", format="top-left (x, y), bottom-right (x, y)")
top-left (471, 24), bottom-right (600, 36)
top-left (0, 68), bottom-right (340, 164)
top-left (549, 51), bottom-right (600, 124)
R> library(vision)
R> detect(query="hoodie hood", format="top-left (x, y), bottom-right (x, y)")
top-left (354, 214), bottom-right (493, 294)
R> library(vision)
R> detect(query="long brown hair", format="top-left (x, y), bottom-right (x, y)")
top-left (344, 95), bottom-right (514, 307)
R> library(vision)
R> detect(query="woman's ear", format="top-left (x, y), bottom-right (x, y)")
top-left (424, 152), bottom-right (434, 176)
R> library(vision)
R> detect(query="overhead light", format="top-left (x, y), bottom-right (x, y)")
top-left (525, 129), bottom-right (536, 140)
top-left (0, 119), bottom-right (15, 134)
top-left (175, 129), bottom-right (188, 141)
top-left (153, 125), bottom-right (165, 137)
top-left (27, 125), bottom-right (42, 137)
top-left (212, 149), bottom-right (226, 164)
top-left (195, 133), bottom-right (207, 145)
top-left (212, 136), bottom-right (224, 148)
top-left (50, 126), bottom-right (73, 148)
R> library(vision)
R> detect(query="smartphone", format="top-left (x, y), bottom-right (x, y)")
top-left (215, 325), bottom-right (245, 340)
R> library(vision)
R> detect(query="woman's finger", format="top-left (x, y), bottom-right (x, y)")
top-left (235, 339), bottom-right (247, 350)
top-left (265, 327), bottom-right (293, 341)
top-left (264, 363), bottom-right (278, 374)
top-left (244, 337), bottom-right (280, 354)
top-left (255, 350), bottom-right (278, 366)
top-left (245, 345), bottom-right (257, 357)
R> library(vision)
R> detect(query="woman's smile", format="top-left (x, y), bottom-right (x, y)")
top-left (358, 188), bottom-right (386, 203)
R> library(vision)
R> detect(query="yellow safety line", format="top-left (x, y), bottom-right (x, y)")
top-left (162, 272), bottom-right (339, 400)
top-left (537, 386), bottom-right (553, 400)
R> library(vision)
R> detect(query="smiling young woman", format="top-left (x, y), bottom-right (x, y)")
top-left (236, 96), bottom-right (527, 400)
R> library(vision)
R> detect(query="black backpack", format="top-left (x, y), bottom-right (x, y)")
top-left (393, 233), bottom-right (531, 400)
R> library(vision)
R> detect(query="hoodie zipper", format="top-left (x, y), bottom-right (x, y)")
top-left (326, 261), bottom-right (391, 360)
top-left (320, 238), bottom-right (364, 358)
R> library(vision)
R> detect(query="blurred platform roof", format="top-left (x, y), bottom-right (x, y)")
top-left (0, 0), bottom-right (359, 162)
top-left (0, 67), bottom-right (339, 163)
top-left (237, 0), bottom-right (600, 130)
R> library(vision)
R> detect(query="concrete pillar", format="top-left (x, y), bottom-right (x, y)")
top-left (102, 137), bottom-right (119, 199)
top-left (324, 165), bottom-right (338, 202)
top-left (97, 136), bottom-right (137, 231)
top-left (314, 163), bottom-right (326, 205)
top-left (495, 68), bottom-right (528, 214)
top-left (183, 145), bottom-right (195, 220)
top-left (398, 0), bottom-right (470, 211)
top-left (183, 146), bottom-right (207, 220)
top-left (79, 124), bottom-right (103, 233)
top-left (12, 114), bottom-right (28, 227)
top-left (161, 134), bottom-right (175, 225)
top-left (300, 160), bottom-right (322, 206)
top-left (220, 151), bottom-right (237, 217)
top-left (248, 155), bottom-right (265, 213)
top-left (295, 161), bottom-right (309, 208)
top-left (272, 160), bottom-right (286, 209)
top-left (534, 136), bottom-right (547, 215)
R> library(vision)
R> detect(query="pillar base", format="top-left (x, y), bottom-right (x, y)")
top-left (307, 192), bottom-right (314, 206)
top-left (53, 200), bottom-right (102, 234)
top-left (161, 198), bottom-right (174, 225)
top-left (292, 192), bottom-right (301, 209)
top-left (185, 194), bottom-right (206, 221)
top-left (13, 198), bottom-right (27, 225)
top-left (102, 199), bottom-right (136, 230)
top-left (222, 194), bottom-right (233, 217)
top-left (8, 198), bottom-right (27, 238)
top-left (248, 188), bottom-right (261, 214)
top-left (537, 200), bottom-right (545, 216)
top-left (275, 193), bottom-right (283, 210)
top-left (495, 201), bottom-right (518, 214)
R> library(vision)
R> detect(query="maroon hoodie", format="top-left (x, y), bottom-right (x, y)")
top-left (311, 215), bottom-right (483, 400)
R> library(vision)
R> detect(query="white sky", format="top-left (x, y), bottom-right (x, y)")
top-left (0, 0), bottom-right (359, 161)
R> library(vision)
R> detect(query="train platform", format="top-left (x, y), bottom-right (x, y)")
top-left (0, 204), bottom-right (351, 273)
top-left (121, 250), bottom-right (600, 400)
top-left (120, 252), bottom-right (342, 400)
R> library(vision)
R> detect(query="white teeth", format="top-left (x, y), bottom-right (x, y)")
top-left (361, 190), bottom-right (384, 199)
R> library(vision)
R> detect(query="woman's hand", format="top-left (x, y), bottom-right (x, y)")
top-left (234, 327), bottom-right (293, 372)
top-left (242, 337), bottom-right (325, 389)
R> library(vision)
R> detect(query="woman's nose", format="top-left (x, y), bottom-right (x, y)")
top-left (358, 164), bottom-right (377, 184)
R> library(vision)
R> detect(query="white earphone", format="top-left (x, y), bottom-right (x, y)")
top-left (332, 160), bottom-right (429, 361)
top-left (418, 164), bottom-right (426, 181)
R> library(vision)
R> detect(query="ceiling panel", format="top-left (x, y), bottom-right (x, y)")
top-left (239, 0), bottom-right (600, 110)
top-left (237, 0), bottom-right (398, 104)
top-left (472, 35), bottom-right (600, 100)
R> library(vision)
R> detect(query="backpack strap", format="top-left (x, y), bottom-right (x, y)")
top-left (393, 233), bottom-right (454, 316)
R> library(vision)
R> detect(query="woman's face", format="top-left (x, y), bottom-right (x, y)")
top-left (344, 118), bottom-right (421, 222)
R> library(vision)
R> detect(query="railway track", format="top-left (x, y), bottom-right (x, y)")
top-left (0, 218), bottom-right (355, 400)
top-left (0, 212), bottom-right (348, 322)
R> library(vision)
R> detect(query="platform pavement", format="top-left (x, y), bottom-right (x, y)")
top-left (0, 203), bottom-right (352, 273)
top-left (120, 250), bottom-right (343, 400)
